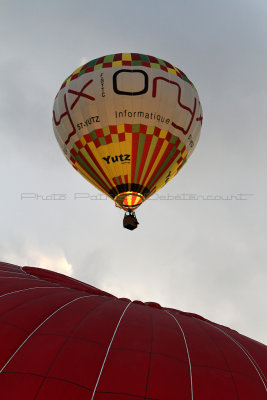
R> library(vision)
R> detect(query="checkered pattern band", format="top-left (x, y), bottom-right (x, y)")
top-left (60, 53), bottom-right (195, 91)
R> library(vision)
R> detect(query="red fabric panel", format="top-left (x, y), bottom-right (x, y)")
top-left (192, 366), bottom-right (237, 399)
top-left (0, 373), bottom-right (44, 400)
top-left (0, 262), bottom-right (266, 400)
top-left (23, 266), bottom-right (114, 298)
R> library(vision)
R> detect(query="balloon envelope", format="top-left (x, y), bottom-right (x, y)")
top-left (53, 53), bottom-right (203, 211)
top-left (0, 261), bottom-right (266, 399)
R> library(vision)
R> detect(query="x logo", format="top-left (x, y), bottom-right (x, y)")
top-left (68, 79), bottom-right (95, 110)
top-left (196, 113), bottom-right (203, 126)
top-left (196, 101), bottom-right (203, 126)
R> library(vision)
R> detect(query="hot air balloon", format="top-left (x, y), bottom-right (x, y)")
top-left (0, 261), bottom-right (266, 399)
top-left (53, 53), bottom-right (203, 229)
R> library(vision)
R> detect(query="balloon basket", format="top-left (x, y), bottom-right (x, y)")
top-left (123, 210), bottom-right (139, 231)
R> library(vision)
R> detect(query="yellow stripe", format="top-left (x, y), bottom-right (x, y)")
top-left (115, 133), bottom-right (129, 182)
top-left (182, 149), bottom-right (188, 159)
top-left (134, 196), bottom-right (139, 206)
top-left (86, 141), bottom-right (116, 189)
top-left (80, 137), bottom-right (86, 146)
top-left (89, 142), bottom-right (119, 189)
top-left (125, 132), bottom-right (132, 186)
top-left (159, 129), bottom-right (168, 139)
top-left (154, 158), bottom-right (184, 192)
top-left (139, 135), bottom-right (158, 184)
top-left (143, 140), bottom-right (169, 187)
top-left (110, 139), bottom-right (125, 183)
top-left (80, 148), bottom-right (111, 189)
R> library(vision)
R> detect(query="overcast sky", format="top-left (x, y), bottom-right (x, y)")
top-left (0, 0), bottom-right (266, 344)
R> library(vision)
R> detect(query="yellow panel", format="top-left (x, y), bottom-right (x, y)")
top-left (125, 132), bottom-right (132, 142)
top-left (80, 137), bottom-right (86, 146)
top-left (143, 140), bottom-right (169, 187)
top-left (112, 61), bottom-right (123, 67)
top-left (182, 149), bottom-right (188, 158)
top-left (110, 139), bottom-right (126, 182)
top-left (146, 126), bottom-right (155, 135)
top-left (122, 53), bottom-right (131, 61)
top-left (83, 136), bottom-right (132, 191)
top-left (117, 138), bottom-right (132, 180)
top-left (117, 124), bottom-right (125, 133)
top-left (159, 129), bottom-right (168, 139)
top-left (87, 142), bottom-right (118, 188)
top-left (167, 68), bottom-right (176, 75)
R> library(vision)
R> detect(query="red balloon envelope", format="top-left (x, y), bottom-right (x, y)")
top-left (0, 261), bottom-right (266, 399)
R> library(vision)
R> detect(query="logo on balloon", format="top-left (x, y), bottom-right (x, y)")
top-left (102, 154), bottom-right (131, 165)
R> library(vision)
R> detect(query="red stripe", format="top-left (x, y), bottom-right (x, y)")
top-left (84, 144), bottom-right (113, 189)
top-left (136, 135), bottom-right (153, 184)
top-left (75, 140), bottom-right (83, 149)
top-left (95, 128), bottom-right (104, 136)
top-left (139, 124), bottom-right (147, 134)
top-left (106, 135), bottom-right (112, 144)
top-left (77, 151), bottom-right (110, 191)
top-left (147, 151), bottom-right (183, 190)
top-left (140, 138), bottom-right (164, 186)
top-left (109, 125), bottom-right (118, 134)
top-left (118, 132), bottom-right (125, 142)
top-left (124, 174), bottom-right (130, 191)
top-left (145, 143), bottom-right (174, 188)
top-left (131, 133), bottom-right (139, 182)
top-left (96, 56), bottom-right (104, 64)
top-left (84, 134), bottom-right (92, 143)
